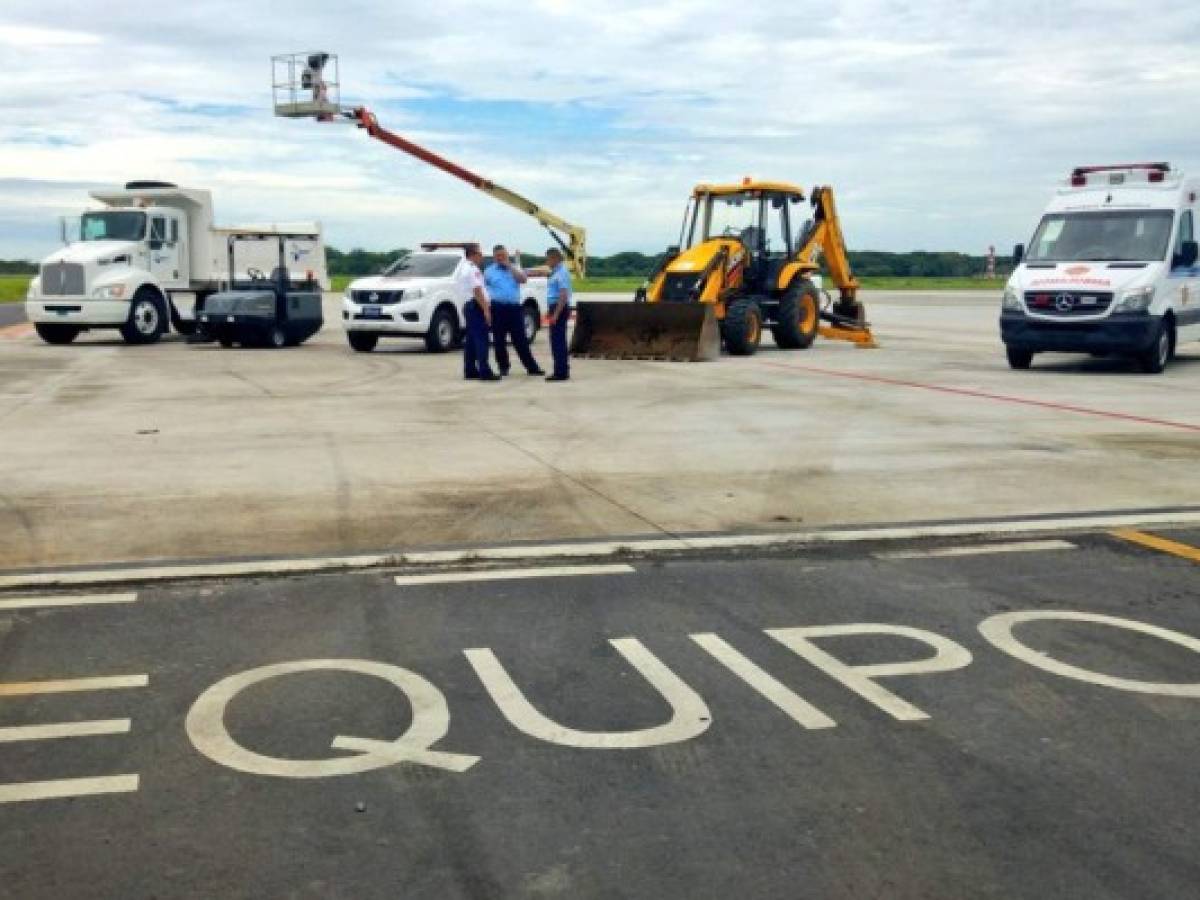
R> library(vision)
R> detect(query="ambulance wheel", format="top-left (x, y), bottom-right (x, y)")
top-left (1136, 318), bottom-right (1173, 374)
top-left (773, 280), bottom-right (820, 349)
top-left (723, 297), bottom-right (763, 356)
top-left (1006, 347), bottom-right (1034, 370)
top-left (35, 324), bottom-right (80, 345)
top-left (348, 332), bottom-right (379, 352)
top-left (425, 305), bottom-right (458, 353)
top-left (121, 290), bottom-right (166, 344)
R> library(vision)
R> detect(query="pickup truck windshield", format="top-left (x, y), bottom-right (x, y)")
top-left (383, 253), bottom-right (459, 278)
top-left (80, 211), bottom-right (146, 242)
top-left (1027, 210), bottom-right (1173, 263)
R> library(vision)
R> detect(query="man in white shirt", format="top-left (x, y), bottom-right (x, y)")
top-left (457, 244), bottom-right (499, 381)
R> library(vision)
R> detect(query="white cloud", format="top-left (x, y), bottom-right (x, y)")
top-left (0, 0), bottom-right (1198, 260)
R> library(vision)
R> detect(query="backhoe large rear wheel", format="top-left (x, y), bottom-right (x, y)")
top-left (723, 297), bottom-right (763, 356)
top-left (773, 280), bottom-right (820, 349)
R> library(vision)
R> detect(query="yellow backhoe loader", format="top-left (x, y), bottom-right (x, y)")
top-left (572, 180), bottom-right (876, 361)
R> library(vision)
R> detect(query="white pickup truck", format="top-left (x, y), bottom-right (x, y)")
top-left (342, 243), bottom-right (548, 352)
top-left (1001, 162), bottom-right (1200, 373)
top-left (25, 181), bottom-right (328, 345)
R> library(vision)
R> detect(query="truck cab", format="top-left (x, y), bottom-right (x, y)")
top-left (1001, 163), bottom-right (1200, 373)
top-left (341, 243), bottom-right (547, 353)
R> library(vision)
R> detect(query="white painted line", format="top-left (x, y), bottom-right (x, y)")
top-left (0, 774), bottom-right (139, 804)
top-left (0, 592), bottom-right (137, 611)
top-left (2, 509), bottom-right (1199, 590)
top-left (394, 564), bottom-right (636, 586)
top-left (0, 719), bottom-right (131, 743)
top-left (691, 633), bottom-right (836, 730)
top-left (0, 674), bottom-right (148, 697)
top-left (875, 539), bottom-right (1077, 561)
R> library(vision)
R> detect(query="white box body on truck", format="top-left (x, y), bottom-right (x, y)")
top-left (341, 243), bottom-right (548, 353)
top-left (1001, 163), bottom-right (1200, 373)
top-left (25, 181), bottom-right (328, 345)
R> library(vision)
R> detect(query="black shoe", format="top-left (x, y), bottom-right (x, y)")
top-left (464, 373), bottom-right (480, 380)
top-left (527, 369), bottom-right (546, 376)
top-left (499, 368), bottom-right (510, 377)
top-left (480, 373), bottom-right (502, 382)
top-left (545, 374), bottom-right (570, 382)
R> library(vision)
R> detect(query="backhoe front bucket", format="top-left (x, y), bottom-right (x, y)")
top-left (570, 302), bottom-right (721, 362)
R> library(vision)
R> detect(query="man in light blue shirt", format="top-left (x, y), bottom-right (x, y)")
top-left (542, 247), bottom-right (572, 381)
top-left (483, 245), bottom-right (543, 377)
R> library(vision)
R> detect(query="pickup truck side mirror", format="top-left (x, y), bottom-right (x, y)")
top-left (1178, 240), bottom-right (1198, 269)
top-left (1012, 243), bottom-right (1025, 266)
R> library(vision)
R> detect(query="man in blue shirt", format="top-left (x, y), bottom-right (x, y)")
top-left (484, 245), bottom-right (543, 377)
top-left (542, 247), bottom-right (572, 382)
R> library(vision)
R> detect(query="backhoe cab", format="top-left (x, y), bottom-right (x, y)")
top-left (572, 180), bottom-right (875, 361)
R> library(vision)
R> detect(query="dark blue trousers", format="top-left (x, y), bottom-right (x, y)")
top-left (491, 303), bottom-right (541, 374)
top-left (549, 311), bottom-right (570, 378)
top-left (463, 302), bottom-right (494, 378)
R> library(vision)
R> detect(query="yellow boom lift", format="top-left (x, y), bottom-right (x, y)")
top-left (572, 179), bottom-right (876, 360)
top-left (271, 52), bottom-right (586, 277)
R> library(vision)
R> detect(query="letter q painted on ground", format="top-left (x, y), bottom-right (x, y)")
top-left (978, 611), bottom-right (1200, 697)
top-left (465, 638), bottom-right (712, 749)
top-left (766, 624), bottom-right (974, 721)
top-left (185, 659), bottom-right (479, 778)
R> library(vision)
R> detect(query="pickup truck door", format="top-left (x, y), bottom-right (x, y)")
top-left (1170, 209), bottom-right (1200, 343)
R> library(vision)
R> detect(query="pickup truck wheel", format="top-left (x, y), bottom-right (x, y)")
top-left (218, 336), bottom-right (235, 348)
top-left (1006, 347), bottom-right (1034, 370)
top-left (523, 302), bottom-right (541, 343)
top-left (35, 324), bottom-right (80, 345)
top-left (348, 332), bottom-right (379, 352)
top-left (425, 305), bottom-right (458, 353)
top-left (1136, 319), bottom-right (1173, 374)
top-left (120, 290), bottom-right (166, 344)
top-left (267, 325), bottom-right (288, 349)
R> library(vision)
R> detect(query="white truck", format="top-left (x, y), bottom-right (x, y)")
top-left (25, 181), bottom-right (328, 345)
top-left (1001, 162), bottom-right (1200, 373)
top-left (342, 243), bottom-right (547, 352)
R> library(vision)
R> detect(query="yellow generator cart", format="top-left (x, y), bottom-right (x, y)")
top-left (572, 180), bottom-right (876, 361)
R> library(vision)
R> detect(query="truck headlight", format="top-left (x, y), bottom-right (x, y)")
top-left (1114, 285), bottom-right (1154, 313)
top-left (1001, 285), bottom-right (1023, 311)
top-left (92, 284), bottom-right (127, 300)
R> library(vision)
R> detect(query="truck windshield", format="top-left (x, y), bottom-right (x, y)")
top-left (1027, 210), bottom-right (1174, 262)
top-left (383, 253), bottom-right (459, 278)
top-left (80, 211), bottom-right (146, 242)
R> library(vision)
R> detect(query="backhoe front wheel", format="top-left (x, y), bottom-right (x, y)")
top-left (773, 280), bottom-right (820, 349)
top-left (723, 297), bottom-right (764, 356)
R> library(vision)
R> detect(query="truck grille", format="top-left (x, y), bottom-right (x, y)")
top-left (351, 289), bottom-right (404, 305)
top-left (1024, 291), bottom-right (1114, 316)
top-left (40, 262), bottom-right (85, 296)
top-left (659, 274), bottom-right (701, 302)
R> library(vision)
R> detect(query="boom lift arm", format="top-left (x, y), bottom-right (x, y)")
top-left (349, 107), bottom-right (587, 278)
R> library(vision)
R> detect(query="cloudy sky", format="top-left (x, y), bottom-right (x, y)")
top-left (1, 1), bottom-right (1198, 260)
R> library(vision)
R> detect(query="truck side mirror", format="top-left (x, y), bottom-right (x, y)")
top-left (1012, 243), bottom-right (1025, 266)
top-left (1179, 240), bottom-right (1198, 269)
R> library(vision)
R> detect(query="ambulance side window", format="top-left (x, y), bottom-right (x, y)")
top-left (1174, 210), bottom-right (1194, 266)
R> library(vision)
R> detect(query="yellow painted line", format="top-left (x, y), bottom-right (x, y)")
top-left (0, 775), bottom-right (139, 804)
top-left (0, 674), bottom-right (148, 697)
top-left (1112, 529), bottom-right (1200, 563)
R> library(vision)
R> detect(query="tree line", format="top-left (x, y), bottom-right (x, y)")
top-left (2, 248), bottom-right (1009, 279)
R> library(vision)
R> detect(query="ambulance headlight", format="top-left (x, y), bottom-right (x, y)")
top-left (1001, 285), bottom-right (1022, 311)
top-left (92, 284), bottom-right (127, 300)
top-left (1115, 285), bottom-right (1154, 313)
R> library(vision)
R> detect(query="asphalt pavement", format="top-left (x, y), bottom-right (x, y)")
top-left (1, 528), bottom-right (1197, 899)
top-left (0, 303), bottom-right (25, 328)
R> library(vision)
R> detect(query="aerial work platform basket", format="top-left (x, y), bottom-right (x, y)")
top-left (272, 52), bottom-right (342, 120)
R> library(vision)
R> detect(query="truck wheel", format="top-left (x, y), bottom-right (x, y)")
top-left (425, 305), bottom-right (458, 353)
top-left (35, 324), bottom-right (80, 345)
top-left (772, 280), bottom-right (820, 349)
top-left (348, 332), bottom-right (378, 352)
top-left (523, 301), bottom-right (541, 343)
top-left (120, 290), bottom-right (166, 344)
top-left (723, 297), bottom-right (764, 356)
top-left (1006, 347), bottom-right (1034, 370)
top-left (1136, 319), bottom-right (1173, 374)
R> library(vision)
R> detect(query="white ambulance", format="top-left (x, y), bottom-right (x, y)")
top-left (1001, 163), bottom-right (1199, 373)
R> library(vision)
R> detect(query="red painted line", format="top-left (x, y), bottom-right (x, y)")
top-left (759, 360), bottom-right (1200, 433)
